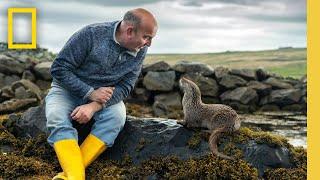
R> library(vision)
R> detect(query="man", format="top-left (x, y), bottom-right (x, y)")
top-left (45, 8), bottom-right (157, 180)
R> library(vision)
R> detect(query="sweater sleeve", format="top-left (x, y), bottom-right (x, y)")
top-left (50, 26), bottom-right (94, 100)
top-left (104, 48), bottom-right (147, 107)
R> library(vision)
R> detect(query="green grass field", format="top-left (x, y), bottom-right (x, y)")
top-left (144, 48), bottom-right (306, 79)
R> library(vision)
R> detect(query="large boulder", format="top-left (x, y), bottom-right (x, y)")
top-left (143, 71), bottom-right (176, 91)
top-left (172, 61), bottom-right (214, 76)
top-left (33, 61), bottom-right (53, 80)
top-left (220, 87), bottom-right (258, 105)
top-left (184, 74), bottom-right (219, 97)
top-left (11, 79), bottom-right (42, 100)
top-left (218, 75), bottom-right (247, 89)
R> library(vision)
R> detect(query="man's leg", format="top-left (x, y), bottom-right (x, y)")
top-left (45, 85), bottom-right (85, 180)
top-left (80, 101), bottom-right (126, 168)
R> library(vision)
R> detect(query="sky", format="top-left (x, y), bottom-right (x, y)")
top-left (0, 0), bottom-right (306, 54)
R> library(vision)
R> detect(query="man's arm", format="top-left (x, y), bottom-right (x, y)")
top-left (50, 26), bottom-right (94, 100)
top-left (104, 49), bottom-right (147, 107)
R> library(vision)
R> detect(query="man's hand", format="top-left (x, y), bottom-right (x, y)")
top-left (89, 87), bottom-right (115, 104)
top-left (70, 102), bottom-right (103, 124)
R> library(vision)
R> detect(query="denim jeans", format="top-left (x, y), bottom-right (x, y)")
top-left (45, 82), bottom-right (126, 147)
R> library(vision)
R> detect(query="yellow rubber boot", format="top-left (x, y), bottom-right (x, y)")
top-left (53, 139), bottom-right (85, 180)
top-left (80, 134), bottom-right (107, 168)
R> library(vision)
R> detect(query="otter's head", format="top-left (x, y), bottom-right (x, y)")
top-left (179, 77), bottom-right (201, 96)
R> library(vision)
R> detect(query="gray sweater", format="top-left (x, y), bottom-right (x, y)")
top-left (50, 21), bottom-right (147, 107)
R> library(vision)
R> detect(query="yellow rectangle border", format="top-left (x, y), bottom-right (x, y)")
top-left (7, 7), bottom-right (37, 49)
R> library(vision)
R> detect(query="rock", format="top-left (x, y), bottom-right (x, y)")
top-left (22, 70), bottom-right (36, 82)
top-left (202, 96), bottom-right (220, 104)
top-left (226, 101), bottom-right (257, 113)
top-left (256, 68), bottom-right (270, 81)
top-left (4, 75), bottom-right (20, 86)
top-left (264, 77), bottom-right (293, 89)
top-left (35, 79), bottom-right (51, 91)
top-left (300, 74), bottom-right (307, 83)
top-left (131, 88), bottom-right (151, 103)
top-left (0, 73), bottom-right (5, 88)
top-left (219, 75), bottom-right (247, 89)
top-left (0, 54), bottom-right (25, 75)
top-left (214, 66), bottom-right (229, 80)
top-left (33, 61), bottom-right (52, 80)
top-left (0, 86), bottom-right (15, 100)
top-left (260, 89), bottom-right (302, 106)
top-left (230, 69), bottom-right (257, 81)
top-left (281, 104), bottom-right (304, 111)
top-left (184, 74), bottom-right (219, 97)
top-left (172, 61), bottom-right (214, 76)
top-left (247, 81), bottom-right (272, 96)
top-left (152, 92), bottom-right (182, 118)
top-left (142, 61), bottom-right (171, 73)
top-left (220, 87), bottom-right (258, 105)
top-left (16, 105), bottom-right (296, 177)
top-left (0, 98), bottom-right (38, 114)
top-left (11, 79), bottom-right (42, 100)
top-left (241, 140), bottom-right (292, 176)
top-left (259, 105), bottom-right (280, 111)
top-left (143, 71), bottom-right (176, 91)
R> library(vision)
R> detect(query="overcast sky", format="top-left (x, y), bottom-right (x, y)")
top-left (0, 0), bottom-right (306, 53)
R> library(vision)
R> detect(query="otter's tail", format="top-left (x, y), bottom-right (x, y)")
top-left (209, 127), bottom-right (234, 160)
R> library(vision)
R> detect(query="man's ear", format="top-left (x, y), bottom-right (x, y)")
top-left (126, 26), bottom-right (134, 38)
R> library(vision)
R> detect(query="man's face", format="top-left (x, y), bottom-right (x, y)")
top-left (127, 23), bottom-right (157, 52)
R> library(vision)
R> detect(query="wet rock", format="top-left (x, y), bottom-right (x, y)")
top-left (281, 104), bottom-right (304, 111)
top-left (33, 61), bottom-right (52, 80)
top-left (264, 77), bottom-right (293, 89)
top-left (131, 88), bottom-right (151, 103)
top-left (214, 66), bottom-right (229, 80)
top-left (184, 73), bottom-right (219, 97)
top-left (172, 61), bottom-right (214, 76)
top-left (219, 75), bottom-right (247, 89)
top-left (230, 69), bottom-right (257, 81)
top-left (0, 98), bottom-right (38, 114)
top-left (142, 61), bottom-right (171, 73)
top-left (241, 140), bottom-right (293, 176)
top-left (143, 71), bottom-right (176, 91)
top-left (220, 87), bottom-right (258, 105)
top-left (226, 101), bottom-right (257, 113)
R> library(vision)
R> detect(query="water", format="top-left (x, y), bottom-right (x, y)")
top-left (239, 111), bottom-right (307, 148)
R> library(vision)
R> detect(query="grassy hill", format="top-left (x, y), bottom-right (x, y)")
top-left (144, 48), bottom-right (306, 79)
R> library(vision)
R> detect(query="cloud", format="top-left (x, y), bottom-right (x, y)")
top-left (0, 0), bottom-right (306, 53)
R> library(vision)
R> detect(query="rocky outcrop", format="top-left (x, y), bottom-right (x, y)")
top-left (2, 104), bottom-right (300, 177)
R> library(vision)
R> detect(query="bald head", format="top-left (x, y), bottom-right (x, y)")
top-left (123, 8), bottom-right (157, 32)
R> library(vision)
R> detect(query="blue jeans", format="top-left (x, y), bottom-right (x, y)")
top-left (45, 82), bottom-right (126, 147)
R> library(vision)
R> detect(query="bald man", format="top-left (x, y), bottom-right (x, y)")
top-left (45, 8), bottom-right (157, 180)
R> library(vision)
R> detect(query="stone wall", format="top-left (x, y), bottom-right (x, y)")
top-left (0, 47), bottom-right (307, 115)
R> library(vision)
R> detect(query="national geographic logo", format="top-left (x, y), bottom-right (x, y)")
top-left (7, 8), bottom-right (37, 49)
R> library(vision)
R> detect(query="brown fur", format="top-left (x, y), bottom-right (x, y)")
top-left (179, 77), bottom-right (241, 160)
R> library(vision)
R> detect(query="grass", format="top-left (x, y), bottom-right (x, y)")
top-left (144, 48), bottom-right (306, 78)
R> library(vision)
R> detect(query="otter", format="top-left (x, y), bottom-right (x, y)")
top-left (178, 77), bottom-right (241, 160)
